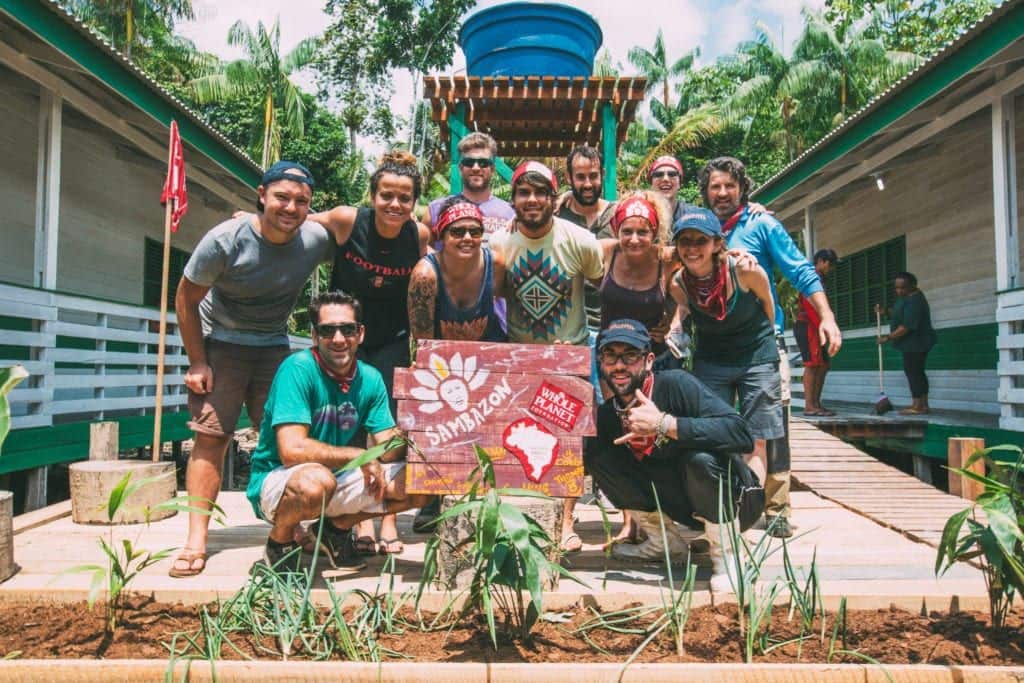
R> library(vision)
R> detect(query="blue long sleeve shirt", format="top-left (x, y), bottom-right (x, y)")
top-left (723, 206), bottom-right (823, 335)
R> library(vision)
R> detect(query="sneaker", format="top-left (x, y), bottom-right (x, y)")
top-left (764, 515), bottom-right (793, 539)
top-left (412, 496), bottom-right (442, 533)
top-left (263, 538), bottom-right (303, 572)
top-left (310, 521), bottom-right (367, 571)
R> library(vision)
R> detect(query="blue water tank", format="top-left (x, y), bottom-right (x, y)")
top-left (459, 2), bottom-right (603, 78)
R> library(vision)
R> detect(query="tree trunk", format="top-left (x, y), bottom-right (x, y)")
top-left (262, 91), bottom-right (274, 168)
top-left (663, 79), bottom-right (670, 110)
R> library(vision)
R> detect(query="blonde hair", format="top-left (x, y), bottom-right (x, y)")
top-left (618, 189), bottom-right (671, 244)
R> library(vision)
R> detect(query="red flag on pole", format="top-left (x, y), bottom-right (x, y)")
top-left (160, 120), bottom-right (188, 232)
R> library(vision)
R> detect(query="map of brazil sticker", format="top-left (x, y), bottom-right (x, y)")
top-left (502, 417), bottom-right (559, 483)
top-left (528, 381), bottom-right (585, 431)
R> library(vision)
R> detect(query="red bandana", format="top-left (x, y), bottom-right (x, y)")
top-left (311, 348), bottom-right (358, 393)
top-left (617, 373), bottom-right (657, 461)
top-left (720, 206), bottom-right (745, 236)
top-left (681, 261), bottom-right (729, 321)
top-left (611, 197), bottom-right (657, 236)
top-left (433, 201), bottom-right (484, 240)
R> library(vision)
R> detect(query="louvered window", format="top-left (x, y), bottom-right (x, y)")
top-left (824, 236), bottom-right (906, 329)
top-left (143, 237), bottom-right (191, 310)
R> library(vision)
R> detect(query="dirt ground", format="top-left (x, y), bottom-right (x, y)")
top-left (0, 598), bottom-right (1021, 665)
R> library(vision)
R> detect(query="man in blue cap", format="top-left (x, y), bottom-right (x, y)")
top-left (700, 156), bottom-right (842, 539)
top-left (585, 318), bottom-right (761, 591)
top-left (169, 161), bottom-right (335, 578)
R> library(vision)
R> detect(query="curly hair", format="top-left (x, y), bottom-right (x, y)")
top-left (699, 156), bottom-right (752, 206)
top-left (369, 150), bottom-right (422, 201)
top-left (617, 190), bottom-right (672, 245)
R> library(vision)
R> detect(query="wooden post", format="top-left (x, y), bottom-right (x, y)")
top-left (912, 455), bottom-right (933, 485)
top-left (449, 102), bottom-right (466, 194)
top-left (0, 490), bottom-right (14, 583)
top-left (89, 421), bottom-right (118, 461)
top-left (948, 437), bottom-right (986, 501)
top-left (152, 171), bottom-right (175, 462)
top-left (601, 101), bottom-right (616, 200)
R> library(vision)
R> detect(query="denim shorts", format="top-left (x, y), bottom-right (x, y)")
top-left (692, 360), bottom-right (784, 440)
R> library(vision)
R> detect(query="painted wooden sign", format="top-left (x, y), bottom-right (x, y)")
top-left (396, 341), bottom-right (593, 497)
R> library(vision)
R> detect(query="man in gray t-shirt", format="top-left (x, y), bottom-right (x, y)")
top-left (169, 160), bottom-right (333, 578)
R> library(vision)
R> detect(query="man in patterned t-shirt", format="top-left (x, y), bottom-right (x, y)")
top-left (490, 160), bottom-right (604, 552)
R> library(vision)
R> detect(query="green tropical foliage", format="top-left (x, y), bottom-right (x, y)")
top-left (61, 0), bottom-right (194, 60)
top-left (188, 19), bottom-right (318, 167)
top-left (628, 29), bottom-right (700, 109)
top-left (0, 365), bottom-right (29, 453)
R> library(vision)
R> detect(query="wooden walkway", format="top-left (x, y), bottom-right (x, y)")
top-left (790, 418), bottom-right (978, 548)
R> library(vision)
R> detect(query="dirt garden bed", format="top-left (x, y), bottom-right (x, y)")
top-left (0, 597), bottom-right (1021, 666)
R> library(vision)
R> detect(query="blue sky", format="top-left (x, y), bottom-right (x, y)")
top-left (178, 0), bottom-right (826, 150)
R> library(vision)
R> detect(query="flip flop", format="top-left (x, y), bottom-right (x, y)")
top-left (378, 538), bottom-right (404, 555)
top-left (561, 532), bottom-right (583, 553)
top-left (168, 548), bottom-right (207, 578)
top-left (816, 408), bottom-right (836, 416)
top-left (354, 535), bottom-right (377, 555)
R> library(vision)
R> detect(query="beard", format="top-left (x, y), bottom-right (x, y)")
top-left (600, 366), bottom-right (649, 402)
top-left (516, 203), bottom-right (554, 232)
top-left (571, 185), bottom-right (599, 207)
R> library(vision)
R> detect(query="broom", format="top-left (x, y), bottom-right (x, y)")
top-left (873, 307), bottom-right (893, 415)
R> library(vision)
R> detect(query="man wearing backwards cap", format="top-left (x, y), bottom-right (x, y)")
top-left (586, 318), bottom-right (760, 590)
top-left (169, 161), bottom-right (334, 578)
top-left (408, 197), bottom-right (507, 343)
top-left (490, 160), bottom-right (604, 552)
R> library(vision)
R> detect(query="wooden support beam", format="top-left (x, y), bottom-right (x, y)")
top-left (33, 86), bottom-right (61, 290)
top-left (449, 102), bottom-right (466, 194)
top-left (601, 101), bottom-right (616, 200)
top-left (947, 437), bottom-right (986, 501)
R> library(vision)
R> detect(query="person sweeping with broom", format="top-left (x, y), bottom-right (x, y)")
top-left (876, 272), bottom-right (937, 415)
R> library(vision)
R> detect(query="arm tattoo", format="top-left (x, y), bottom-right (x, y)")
top-left (408, 266), bottom-right (438, 341)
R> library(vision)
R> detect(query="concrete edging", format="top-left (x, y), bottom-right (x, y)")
top-left (0, 660), bottom-right (1022, 682)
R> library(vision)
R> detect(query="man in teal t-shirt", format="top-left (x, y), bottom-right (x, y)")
top-left (246, 291), bottom-right (431, 572)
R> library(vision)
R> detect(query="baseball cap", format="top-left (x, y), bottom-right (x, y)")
top-left (260, 160), bottom-right (315, 189)
top-left (672, 208), bottom-right (722, 240)
top-left (597, 319), bottom-right (651, 351)
top-left (511, 160), bottom-right (558, 192)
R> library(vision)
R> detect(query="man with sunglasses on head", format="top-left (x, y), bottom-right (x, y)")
top-left (246, 291), bottom-right (432, 572)
top-left (169, 161), bottom-right (334, 579)
top-left (586, 318), bottom-right (760, 591)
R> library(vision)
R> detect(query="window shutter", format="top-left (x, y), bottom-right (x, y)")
top-left (143, 237), bottom-right (191, 310)
top-left (825, 236), bottom-right (906, 330)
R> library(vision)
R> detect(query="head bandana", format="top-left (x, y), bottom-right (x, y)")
top-left (611, 197), bottom-right (658, 236)
top-left (648, 155), bottom-right (683, 180)
top-left (511, 160), bottom-right (558, 193)
top-left (433, 201), bottom-right (484, 240)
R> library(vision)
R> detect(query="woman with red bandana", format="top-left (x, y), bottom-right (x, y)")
top-left (408, 198), bottom-right (507, 343)
top-left (667, 207), bottom-right (779, 496)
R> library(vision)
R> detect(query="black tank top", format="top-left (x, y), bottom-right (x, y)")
top-left (330, 207), bottom-right (420, 349)
top-left (599, 248), bottom-right (666, 331)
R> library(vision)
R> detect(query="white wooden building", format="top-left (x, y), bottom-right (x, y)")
top-left (753, 0), bottom-right (1024, 456)
top-left (0, 0), bottom-right (280, 507)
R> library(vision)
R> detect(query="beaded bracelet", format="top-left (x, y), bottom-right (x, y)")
top-left (654, 412), bottom-right (670, 448)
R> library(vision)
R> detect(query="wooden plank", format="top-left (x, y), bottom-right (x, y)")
top-left (406, 461), bottom-right (583, 497)
top-left (411, 339), bottom-right (591, 377)
top-left (407, 436), bottom-right (583, 466)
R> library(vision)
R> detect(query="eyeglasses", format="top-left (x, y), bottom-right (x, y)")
top-left (460, 157), bottom-right (494, 169)
top-left (315, 322), bottom-right (362, 338)
top-left (446, 226), bottom-right (485, 239)
top-left (651, 170), bottom-right (680, 179)
top-left (676, 235), bottom-right (711, 248)
top-left (598, 348), bottom-right (646, 365)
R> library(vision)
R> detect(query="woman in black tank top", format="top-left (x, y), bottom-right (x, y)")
top-left (310, 150), bottom-right (431, 556)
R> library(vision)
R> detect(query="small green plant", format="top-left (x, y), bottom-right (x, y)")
top-left (936, 444), bottom-right (1024, 628)
top-left (65, 471), bottom-right (225, 633)
top-left (417, 445), bottom-right (585, 647)
top-left (0, 364), bottom-right (29, 452)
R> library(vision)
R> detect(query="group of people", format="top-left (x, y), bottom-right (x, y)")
top-left (168, 132), bottom-right (853, 591)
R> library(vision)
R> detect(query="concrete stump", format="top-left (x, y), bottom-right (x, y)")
top-left (435, 494), bottom-right (563, 590)
top-left (0, 491), bottom-right (14, 583)
top-left (69, 461), bottom-right (177, 525)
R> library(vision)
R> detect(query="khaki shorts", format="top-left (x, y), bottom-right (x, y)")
top-left (257, 462), bottom-right (406, 522)
top-left (187, 339), bottom-right (290, 437)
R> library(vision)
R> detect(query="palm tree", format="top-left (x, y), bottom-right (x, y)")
top-left (629, 105), bottom-right (723, 186)
top-left (188, 19), bottom-right (318, 168)
top-left (63, 0), bottom-right (194, 60)
top-left (627, 30), bottom-right (700, 109)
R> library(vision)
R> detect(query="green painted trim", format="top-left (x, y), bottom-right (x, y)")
top-left (0, 410), bottom-right (253, 475)
top-left (863, 423), bottom-right (1024, 463)
top-left (826, 323), bottom-right (997, 372)
top-left (448, 103), bottom-right (465, 194)
top-left (601, 102), bottom-right (616, 200)
top-left (0, 0), bottom-right (261, 188)
top-left (754, 2), bottom-right (1024, 205)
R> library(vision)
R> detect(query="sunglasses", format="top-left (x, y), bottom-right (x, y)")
top-left (651, 170), bottom-right (680, 179)
top-left (315, 322), bottom-right (362, 338)
top-left (598, 349), bottom-right (646, 365)
top-left (446, 226), bottom-right (485, 239)
top-left (676, 235), bottom-right (711, 248)
top-left (460, 157), bottom-right (494, 169)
